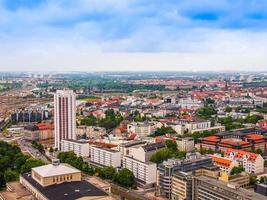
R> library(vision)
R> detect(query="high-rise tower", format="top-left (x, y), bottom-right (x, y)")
top-left (54, 90), bottom-right (76, 150)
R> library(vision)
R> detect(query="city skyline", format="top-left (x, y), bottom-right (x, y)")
top-left (0, 0), bottom-right (267, 71)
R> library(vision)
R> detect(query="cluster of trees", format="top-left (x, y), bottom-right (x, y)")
top-left (31, 141), bottom-right (45, 154)
top-left (153, 126), bottom-right (176, 137)
top-left (234, 106), bottom-right (250, 113)
top-left (0, 141), bottom-right (44, 189)
top-left (231, 166), bottom-right (245, 175)
top-left (0, 82), bottom-right (22, 92)
top-left (218, 115), bottom-right (263, 130)
top-left (37, 78), bottom-right (168, 93)
top-left (133, 110), bottom-right (147, 122)
top-left (250, 148), bottom-right (263, 156)
top-left (57, 151), bottom-right (135, 188)
top-left (256, 103), bottom-right (267, 114)
top-left (150, 140), bottom-right (186, 164)
top-left (218, 116), bottom-right (244, 130)
top-left (97, 167), bottom-right (135, 188)
top-left (58, 151), bottom-right (84, 170)
top-left (80, 109), bottom-right (123, 130)
top-left (180, 129), bottom-right (218, 140)
top-left (198, 147), bottom-right (224, 156)
top-left (197, 106), bottom-right (217, 119)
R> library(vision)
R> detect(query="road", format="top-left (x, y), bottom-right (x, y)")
top-left (17, 138), bottom-right (50, 164)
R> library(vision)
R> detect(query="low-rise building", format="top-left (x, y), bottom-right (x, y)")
top-left (20, 159), bottom-right (111, 200)
top-left (127, 122), bottom-right (156, 137)
top-left (61, 139), bottom-right (89, 157)
top-left (128, 142), bottom-right (165, 162)
top-left (24, 123), bottom-right (54, 141)
top-left (212, 155), bottom-right (238, 174)
top-left (255, 182), bottom-right (267, 196)
top-left (225, 149), bottom-right (264, 174)
top-left (176, 137), bottom-right (194, 152)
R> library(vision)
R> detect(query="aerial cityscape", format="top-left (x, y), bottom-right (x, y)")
top-left (1, 1), bottom-right (267, 200)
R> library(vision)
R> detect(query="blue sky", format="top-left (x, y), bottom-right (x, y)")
top-left (0, 0), bottom-right (267, 71)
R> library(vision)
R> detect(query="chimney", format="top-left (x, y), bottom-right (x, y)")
top-left (52, 159), bottom-right (60, 166)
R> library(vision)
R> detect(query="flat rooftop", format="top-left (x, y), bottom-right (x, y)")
top-left (197, 176), bottom-right (267, 200)
top-left (32, 163), bottom-right (80, 178)
top-left (22, 173), bottom-right (108, 200)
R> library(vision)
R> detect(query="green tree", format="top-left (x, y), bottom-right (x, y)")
top-left (251, 148), bottom-right (263, 156)
top-left (249, 174), bottom-right (258, 185)
top-left (197, 106), bottom-right (217, 119)
top-left (231, 166), bottom-right (245, 175)
top-left (224, 106), bottom-right (232, 113)
top-left (260, 176), bottom-right (267, 183)
top-left (113, 168), bottom-right (135, 188)
top-left (174, 151), bottom-right (187, 159)
top-left (14, 155), bottom-right (29, 172)
top-left (245, 115), bottom-right (263, 124)
top-left (20, 159), bottom-right (44, 174)
top-left (82, 164), bottom-right (95, 176)
top-left (165, 140), bottom-right (177, 152)
top-left (150, 148), bottom-right (173, 164)
top-left (4, 169), bottom-right (18, 182)
top-left (99, 166), bottom-right (116, 180)
top-left (154, 126), bottom-right (176, 136)
top-left (80, 114), bottom-right (97, 126)
top-left (49, 147), bottom-right (54, 153)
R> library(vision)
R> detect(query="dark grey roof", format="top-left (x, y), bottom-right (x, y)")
top-left (142, 142), bottom-right (165, 152)
top-left (22, 173), bottom-right (108, 200)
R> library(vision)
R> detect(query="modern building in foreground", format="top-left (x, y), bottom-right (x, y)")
top-left (54, 90), bottom-right (76, 150)
top-left (20, 159), bottom-right (111, 200)
top-left (158, 153), bottom-right (212, 199)
top-left (193, 176), bottom-right (266, 200)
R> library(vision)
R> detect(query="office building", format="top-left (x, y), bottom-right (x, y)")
top-left (193, 176), bottom-right (266, 200)
top-left (158, 153), bottom-right (212, 199)
top-left (54, 90), bottom-right (76, 150)
top-left (171, 166), bottom-right (220, 200)
top-left (255, 182), bottom-right (267, 196)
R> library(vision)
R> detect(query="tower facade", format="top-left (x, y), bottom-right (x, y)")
top-left (54, 90), bottom-right (76, 150)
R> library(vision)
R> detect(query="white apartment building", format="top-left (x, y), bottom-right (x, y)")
top-left (225, 149), bottom-right (264, 174)
top-left (61, 139), bottom-right (90, 157)
top-left (128, 142), bottom-right (165, 162)
top-left (178, 98), bottom-right (203, 109)
top-left (127, 122), bottom-right (155, 137)
top-left (176, 137), bottom-right (195, 152)
top-left (54, 90), bottom-right (76, 150)
top-left (122, 156), bottom-right (157, 188)
top-left (90, 146), bottom-right (121, 168)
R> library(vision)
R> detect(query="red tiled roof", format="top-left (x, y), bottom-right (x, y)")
top-left (225, 148), bottom-right (259, 161)
top-left (212, 156), bottom-right (232, 167)
top-left (246, 134), bottom-right (264, 140)
top-left (202, 136), bottom-right (220, 142)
